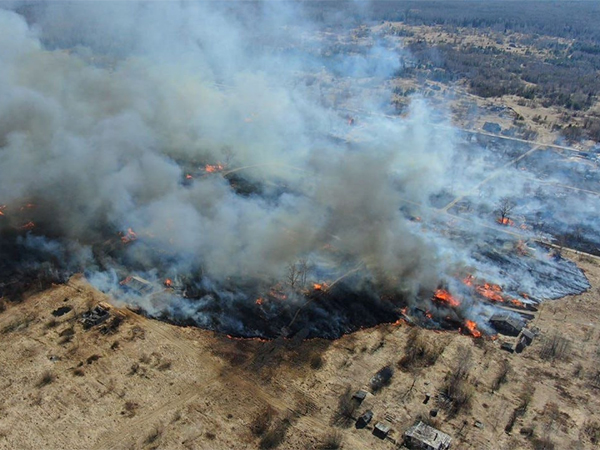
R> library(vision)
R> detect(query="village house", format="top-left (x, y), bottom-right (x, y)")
top-left (489, 313), bottom-right (525, 336)
top-left (403, 421), bottom-right (452, 450)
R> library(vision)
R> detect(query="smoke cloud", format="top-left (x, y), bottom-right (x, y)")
top-left (0, 2), bottom-right (589, 337)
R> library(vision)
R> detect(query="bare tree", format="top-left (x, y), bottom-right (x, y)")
top-left (287, 259), bottom-right (310, 289)
top-left (496, 197), bottom-right (515, 224)
top-left (286, 263), bottom-right (299, 288)
top-left (441, 346), bottom-right (474, 417)
top-left (298, 258), bottom-right (309, 288)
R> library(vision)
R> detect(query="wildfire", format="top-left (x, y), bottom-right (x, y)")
top-left (497, 217), bottom-right (514, 226)
top-left (164, 278), bottom-right (172, 287)
top-left (204, 163), bottom-right (225, 173)
top-left (19, 221), bottom-right (35, 230)
top-left (255, 297), bottom-right (263, 306)
top-left (463, 274), bottom-right (474, 286)
top-left (475, 283), bottom-right (504, 302)
top-left (511, 298), bottom-right (525, 308)
top-left (433, 289), bottom-right (460, 308)
top-left (185, 174), bottom-right (193, 180)
top-left (463, 320), bottom-right (482, 338)
top-left (269, 288), bottom-right (287, 301)
top-left (516, 240), bottom-right (530, 256)
top-left (119, 276), bottom-right (132, 285)
top-left (19, 203), bottom-right (35, 211)
top-left (464, 276), bottom-right (527, 308)
top-left (0, 204), bottom-right (5, 216)
top-left (313, 283), bottom-right (326, 291)
top-left (121, 227), bottom-right (137, 243)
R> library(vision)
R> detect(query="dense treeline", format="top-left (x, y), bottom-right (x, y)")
top-left (372, 1), bottom-right (600, 42)
top-left (401, 41), bottom-right (600, 111)
top-left (305, 1), bottom-right (600, 42)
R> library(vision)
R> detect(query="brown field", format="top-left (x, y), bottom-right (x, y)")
top-left (0, 250), bottom-right (599, 450)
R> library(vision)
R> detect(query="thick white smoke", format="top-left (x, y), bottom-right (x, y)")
top-left (0, 2), bottom-right (588, 337)
top-left (0, 2), bottom-right (456, 293)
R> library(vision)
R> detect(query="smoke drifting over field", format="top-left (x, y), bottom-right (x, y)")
top-left (0, 2), bottom-right (589, 337)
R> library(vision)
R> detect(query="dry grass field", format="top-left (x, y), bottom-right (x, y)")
top-left (0, 251), bottom-right (599, 450)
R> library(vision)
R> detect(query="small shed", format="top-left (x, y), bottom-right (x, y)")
top-left (356, 410), bottom-right (373, 429)
top-left (515, 328), bottom-right (535, 353)
top-left (489, 314), bottom-right (525, 337)
top-left (520, 328), bottom-right (535, 345)
top-left (500, 342), bottom-right (515, 353)
top-left (353, 390), bottom-right (368, 403)
top-left (404, 421), bottom-right (452, 450)
top-left (373, 421), bottom-right (391, 439)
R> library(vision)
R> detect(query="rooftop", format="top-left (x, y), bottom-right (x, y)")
top-left (521, 328), bottom-right (535, 340)
top-left (404, 421), bottom-right (452, 449)
top-left (490, 314), bottom-right (525, 329)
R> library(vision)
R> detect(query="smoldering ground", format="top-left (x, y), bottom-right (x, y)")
top-left (0, 2), bottom-right (590, 338)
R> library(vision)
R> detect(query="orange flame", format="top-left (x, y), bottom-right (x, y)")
top-left (119, 276), bottom-right (132, 285)
top-left (497, 217), bottom-right (514, 226)
top-left (510, 298), bottom-right (525, 308)
top-left (205, 163), bottom-right (225, 173)
top-left (463, 274), bottom-right (474, 286)
top-left (476, 283), bottom-right (504, 302)
top-left (255, 297), bottom-right (263, 306)
top-left (19, 221), bottom-right (35, 230)
top-left (19, 203), bottom-right (35, 211)
top-left (185, 174), bottom-right (193, 180)
top-left (433, 289), bottom-right (460, 307)
top-left (464, 320), bottom-right (482, 338)
top-left (269, 288), bottom-right (287, 300)
top-left (121, 228), bottom-right (137, 243)
top-left (164, 278), bottom-right (172, 287)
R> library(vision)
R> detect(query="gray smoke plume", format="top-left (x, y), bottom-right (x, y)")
top-left (0, 2), bottom-right (589, 337)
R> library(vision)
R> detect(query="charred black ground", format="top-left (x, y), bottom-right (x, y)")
top-left (0, 194), bottom-right (590, 341)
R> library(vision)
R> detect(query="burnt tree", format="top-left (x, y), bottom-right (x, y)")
top-left (496, 197), bottom-right (515, 225)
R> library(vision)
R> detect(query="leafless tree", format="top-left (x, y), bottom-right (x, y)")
top-left (286, 259), bottom-right (310, 289)
top-left (298, 258), bottom-right (309, 287)
top-left (441, 346), bottom-right (474, 417)
top-left (332, 386), bottom-right (357, 427)
top-left (496, 197), bottom-right (515, 224)
top-left (286, 263), bottom-right (299, 288)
